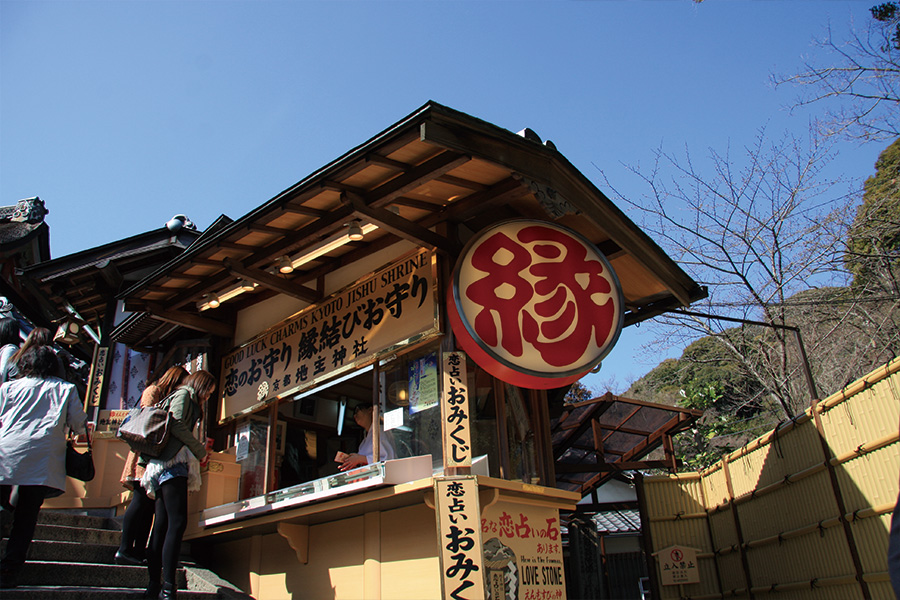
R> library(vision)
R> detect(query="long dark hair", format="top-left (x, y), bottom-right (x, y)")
top-left (17, 346), bottom-right (59, 379)
top-left (155, 366), bottom-right (188, 398)
top-left (0, 318), bottom-right (20, 348)
top-left (11, 327), bottom-right (53, 364)
top-left (182, 370), bottom-right (217, 404)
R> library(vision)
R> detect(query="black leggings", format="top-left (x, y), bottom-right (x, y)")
top-left (147, 476), bottom-right (188, 586)
top-left (1, 485), bottom-right (50, 572)
top-left (119, 483), bottom-right (154, 558)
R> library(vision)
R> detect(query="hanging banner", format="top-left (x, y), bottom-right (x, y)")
top-left (219, 249), bottom-right (439, 423)
top-left (448, 219), bottom-right (623, 389)
top-left (435, 477), bottom-right (486, 600)
top-left (481, 499), bottom-right (565, 600)
top-left (86, 345), bottom-right (108, 408)
top-left (442, 351), bottom-right (473, 469)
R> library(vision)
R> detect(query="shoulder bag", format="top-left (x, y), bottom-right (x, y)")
top-left (66, 436), bottom-right (95, 482)
top-left (116, 398), bottom-right (175, 457)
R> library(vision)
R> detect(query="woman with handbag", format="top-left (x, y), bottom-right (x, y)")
top-left (115, 365), bottom-right (188, 566)
top-left (0, 346), bottom-right (87, 589)
top-left (140, 370), bottom-right (214, 600)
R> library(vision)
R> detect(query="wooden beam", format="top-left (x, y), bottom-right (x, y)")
top-left (556, 461), bottom-right (676, 473)
top-left (344, 192), bottom-right (457, 256)
top-left (216, 241), bottom-right (257, 252)
top-left (169, 272), bottom-right (209, 281)
top-left (437, 173), bottom-right (489, 192)
top-left (222, 257), bottom-right (321, 304)
top-left (365, 151), bottom-right (471, 207)
top-left (365, 154), bottom-right (408, 171)
top-left (391, 197), bottom-right (444, 212)
top-left (144, 303), bottom-right (234, 338)
top-left (281, 201), bottom-right (327, 217)
top-left (247, 223), bottom-right (295, 236)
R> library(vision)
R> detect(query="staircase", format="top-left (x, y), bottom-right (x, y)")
top-left (1, 509), bottom-right (252, 599)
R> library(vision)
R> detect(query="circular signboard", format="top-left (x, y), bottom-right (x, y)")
top-left (448, 219), bottom-right (624, 389)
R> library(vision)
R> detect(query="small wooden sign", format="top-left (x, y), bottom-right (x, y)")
top-left (658, 545), bottom-right (700, 586)
top-left (434, 476), bottom-right (486, 600)
top-left (441, 351), bottom-right (473, 469)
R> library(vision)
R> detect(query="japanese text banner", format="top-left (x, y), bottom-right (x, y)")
top-left (219, 249), bottom-right (438, 422)
top-left (442, 351), bottom-right (473, 469)
top-left (435, 477), bottom-right (486, 600)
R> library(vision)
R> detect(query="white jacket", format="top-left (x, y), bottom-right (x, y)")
top-left (0, 376), bottom-right (87, 491)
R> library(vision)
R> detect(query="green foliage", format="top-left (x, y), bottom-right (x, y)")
top-left (564, 380), bottom-right (594, 404)
top-left (871, 2), bottom-right (900, 50)
top-left (846, 137), bottom-right (900, 289)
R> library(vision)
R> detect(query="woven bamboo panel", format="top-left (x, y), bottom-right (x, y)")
top-left (700, 462), bottom-right (730, 509)
top-left (836, 446), bottom-right (899, 514)
top-left (643, 474), bottom-right (706, 519)
top-left (817, 367), bottom-right (900, 459)
top-left (737, 470), bottom-right (837, 541)
top-left (642, 359), bottom-right (900, 599)
top-left (851, 513), bottom-right (893, 573)
top-left (643, 475), bottom-right (721, 600)
top-left (868, 579), bottom-right (898, 600)
top-left (707, 508), bottom-right (739, 552)
top-left (714, 551), bottom-right (746, 592)
top-left (753, 585), bottom-right (865, 600)
top-left (727, 421), bottom-right (824, 499)
top-left (746, 524), bottom-right (852, 585)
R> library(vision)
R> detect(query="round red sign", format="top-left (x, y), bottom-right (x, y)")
top-left (448, 219), bottom-right (624, 389)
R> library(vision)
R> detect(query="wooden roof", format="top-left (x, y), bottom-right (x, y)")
top-left (552, 393), bottom-right (702, 497)
top-left (115, 101), bottom-right (705, 347)
top-left (20, 225), bottom-right (204, 340)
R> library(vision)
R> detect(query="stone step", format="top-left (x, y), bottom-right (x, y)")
top-left (25, 539), bottom-right (119, 564)
top-left (0, 585), bottom-right (220, 599)
top-left (37, 510), bottom-right (121, 531)
top-left (32, 523), bottom-right (121, 545)
top-left (14, 560), bottom-right (187, 589)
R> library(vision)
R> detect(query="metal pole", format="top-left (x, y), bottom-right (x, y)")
top-left (674, 310), bottom-right (819, 402)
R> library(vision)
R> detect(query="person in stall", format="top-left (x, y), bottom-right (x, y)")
top-left (336, 403), bottom-right (395, 471)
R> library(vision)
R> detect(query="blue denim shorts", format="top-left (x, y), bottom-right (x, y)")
top-left (157, 462), bottom-right (189, 485)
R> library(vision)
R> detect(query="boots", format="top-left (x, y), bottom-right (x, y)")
top-left (142, 579), bottom-right (161, 598)
top-left (160, 581), bottom-right (178, 599)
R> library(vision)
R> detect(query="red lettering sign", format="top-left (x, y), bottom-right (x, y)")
top-left (449, 220), bottom-right (623, 389)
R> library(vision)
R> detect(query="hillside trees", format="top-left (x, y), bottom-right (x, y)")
top-left (603, 129), bottom-right (852, 420)
top-left (619, 136), bottom-right (900, 470)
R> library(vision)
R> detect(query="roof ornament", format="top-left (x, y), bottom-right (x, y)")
top-left (0, 197), bottom-right (49, 224)
top-left (166, 214), bottom-right (196, 232)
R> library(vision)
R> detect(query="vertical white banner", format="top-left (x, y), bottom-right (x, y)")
top-left (442, 351), bottom-right (473, 469)
top-left (435, 476), bottom-right (486, 600)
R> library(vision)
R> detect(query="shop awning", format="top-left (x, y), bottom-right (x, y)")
top-left (552, 392), bottom-right (702, 497)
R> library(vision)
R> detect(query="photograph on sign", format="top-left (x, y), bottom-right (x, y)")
top-left (481, 500), bottom-right (566, 599)
top-left (409, 352), bottom-right (439, 414)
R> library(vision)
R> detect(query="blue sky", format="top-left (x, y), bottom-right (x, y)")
top-left (0, 1), bottom-right (887, 391)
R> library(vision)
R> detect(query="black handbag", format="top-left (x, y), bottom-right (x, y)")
top-left (66, 437), bottom-right (95, 482)
top-left (116, 405), bottom-right (173, 457)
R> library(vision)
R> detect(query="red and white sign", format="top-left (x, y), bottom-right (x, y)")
top-left (448, 220), bottom-right (623, 389)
